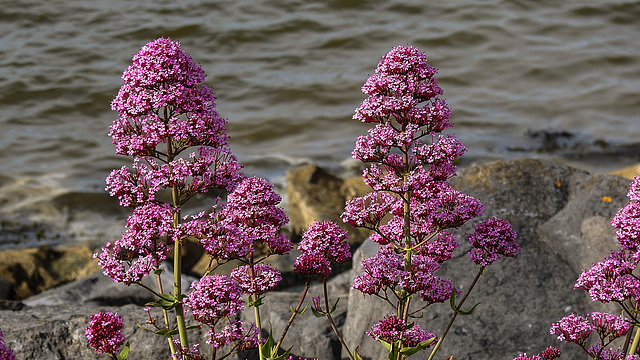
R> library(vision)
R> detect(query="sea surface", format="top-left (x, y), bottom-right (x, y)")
top-left (1, 0), bottom-right (639, 248)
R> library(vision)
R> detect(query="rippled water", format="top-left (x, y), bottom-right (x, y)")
top-left (1, 0), bottom-right (639, 248)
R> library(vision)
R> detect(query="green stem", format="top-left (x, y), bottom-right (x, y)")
top-left (167, 131), bottom-right (188, 356)
top-left (630, 326), bottom-right (640, 355)
top-left (173, 233), bottom-right (189, 353)
top-left (157, 273), bottom-right (178, 359)
top-left (323, 279), bottom-right (355, 360)
top-left (427, 267), bottom-right (485, 360)
top-left (275, 279), bottom-right (311, 351)
top-left (395, 142), bottom-right (412, 360)
top-left (253, 293), bottom-right (264, 360)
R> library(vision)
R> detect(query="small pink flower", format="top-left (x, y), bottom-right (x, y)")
top-left (85, 312), bottom-right (125, 356)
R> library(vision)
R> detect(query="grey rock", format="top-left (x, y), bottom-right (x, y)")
top-left (23, 262), bottom-right (197, 307)
top-left (342, 159), bottom-right (633, 360)
top-left (0, 159), bottom-right (635, 360)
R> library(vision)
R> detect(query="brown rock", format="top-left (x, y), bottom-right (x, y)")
top-left (0, 244), bottom-right (100, 300)
top-left (286, 164), bottom-right (371, 245)
top-left (610, 163), bottom-right (640, 180)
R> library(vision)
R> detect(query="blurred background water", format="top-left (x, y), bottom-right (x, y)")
top-left (1, 0), bottom-right (639, 248)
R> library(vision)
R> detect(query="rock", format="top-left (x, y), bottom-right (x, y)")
top-left (0, 266), bottom-right (351, 360)
top-left (0, 244), bottom-right (100, 300)
top-left (342, 158), bottom-right (632, 360)
top-left (0, 303), bottom-right (205, 360)
top-left (1, 159), bottom-right (636, 360)
top-left (286, 164), bottom-right (371, 245)
top-left (610, 163), bottom-right (640, 180)
top-left (22, 262), bottom-right (197, 307)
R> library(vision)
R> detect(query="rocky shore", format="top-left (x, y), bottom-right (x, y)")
top-left (1, 158), bottom-right (639, 359)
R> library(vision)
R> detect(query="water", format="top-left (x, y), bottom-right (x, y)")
top-left (1, 0), bottom-right (639, 248)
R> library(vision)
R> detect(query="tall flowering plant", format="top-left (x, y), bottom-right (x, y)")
top-left (341, 46), bottom-right (519, 360)
top-left (516, 176), bottom-right (640, 360)
top-left (92, 37), bottom-right (298, 360)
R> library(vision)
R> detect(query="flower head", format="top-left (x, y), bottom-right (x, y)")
top-left (94, 202), bottom-right (174, 284)
top-left (575, 250), bottom-right (640, 303)
top-left (354, 45), bottom-right (450, 132)
top-left (367, 314), bottom-right (436, 349)
top-left (171, 341), bottom-right (204, 360)
top-left (512, 354), bottom-right (542, 360)
top-left (467, 217), bottom-right (519, 266)
top-left (85, 312), bottom-right (126, 355)
top-left (298, 221), bottom-right (351, 264)
top-left (207, 320), bottom-right (260, 350)
top-left (183, 274), bottom-right (244, 324)
top-left (110, 37), bottom-right (228, 156)
top-left (541, 346), bottom-right (561, 359)
top-left (230, 264), bottom-right (282, 295)
top-left (294, 252), bottom-right (332, 279)
top-left (223, 177), bottom-right (292, 255)
top-left (353, 246), bottom-right (404, 295)
top-left (588, 312), bottom-right (631, 341)
top-left (550, 314), bottom-right (594, 346)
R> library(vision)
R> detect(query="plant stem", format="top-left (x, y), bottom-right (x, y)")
top-left (396, 142), bottom-right (412, 360)
top-left (630, 326), bottom-right (640, 355)
top-left (323, 279), bottom-right (355, 360)
top-left (167, 132), bottom-right (188, 355)
top-left (157, 273), bottom-right (179, 358)
top-left (253, 293), bottom-right (264, 360)
top-left (427, 267), bottom-right (485, 360)
top-left (275, 279), bottom-right (311, 351)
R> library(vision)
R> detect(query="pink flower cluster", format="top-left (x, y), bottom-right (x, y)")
top-left (546, 177), bottom-right (640, 359)
top-left (221, 177), bottom-right (292, 255)
top-left (85, 312), bottom-right (126, 356)
top-left (110, 37), bottom-right (228, 157)
top-left (352, 245), bottom-right (455, 304)
top-left (172, 341), bottom-right (204, 360)
top-left (550, 311), bottom-right (631, 348)
top-left (612, 176), bottom-right (640, 251)
top-left (97, 38), bottom-right (246, 285)
top-left (572, 178), bottom-right (640, 304)
top-left (207, 320), bottom-right (260, 350)
top-left (231, 264), bottom-right (282, 295)
top-left (366, 314), bottom-right (437, 348)
top-left (183, 274), bottom-right (244, 324)
top-left (511, 346), bottom-right (561, 360)
top-left (467, 217), bottom-right (520, 267)
top-left (294, 221), bottom-right (351, 279)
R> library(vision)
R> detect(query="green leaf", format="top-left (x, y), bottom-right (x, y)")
top-left (249, 295), bottom-right (265, 308)
top-left (328, 297), bottom-right (340, 314)
top-left (310, 306), bottom-right (326, 318)
top-left (399, 337), bottom-right (436, 356)
top-left (145, 293), bottom-right (179, 310)
top-left (153, 268), bottom-right (164, 275)
top-left (135, 322), bottom-right (200, 336)
top-left (259, 329), bottom-right (275, 357)
top-left (456, 301), bottom-right (481, 315)
top-left (379, 339), bottom-right (393, 352)
top-left (449, 286), bottom-right (457, 311)
top-left (290, 301), bottom-right (308, 315)
top-left (354, 346), bottom-right (364, 360)
top-left (117, 342), bottom-right (130, 360)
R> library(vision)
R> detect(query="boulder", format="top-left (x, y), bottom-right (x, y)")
top-left (0, 244), bottom-right (100, 300)
top-left (610, 163), bottom-right (640, 180)
top-left (0, 264), bottom-right (350, 360)
top-left (286, 164), bottom-right (371, 245)
top-left (0, 159), bottom-right (636, 360)
top-left (342, 158), bottom-right (632, 360)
